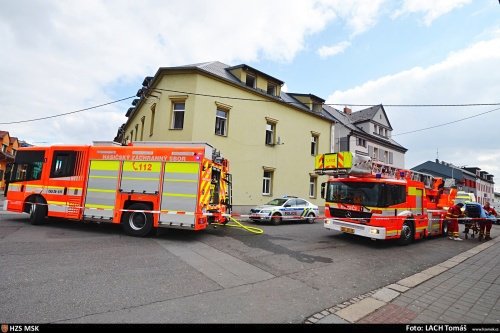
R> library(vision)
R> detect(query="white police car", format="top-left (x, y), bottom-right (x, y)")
top-left (249, 196), bottom-right (319, 225)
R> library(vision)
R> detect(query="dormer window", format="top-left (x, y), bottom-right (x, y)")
top-left (246, 73), bottom-right (256, 88)
top-left (267, 83), bottom-right (276, 96)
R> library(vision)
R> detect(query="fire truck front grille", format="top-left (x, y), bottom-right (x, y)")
top-left (329, 208), bottom-right (372, 220)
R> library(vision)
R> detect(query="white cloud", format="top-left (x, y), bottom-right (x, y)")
top-left (392, 0), bottom-right (472, 26)
top-left (0, 0), bottom-right (345, 145)
top-left (318, 41), bottom-right (351, 58)
top-left (326, 36), bottom-right (500, 177)
top-left (319, 0), bottom-right (386, 36)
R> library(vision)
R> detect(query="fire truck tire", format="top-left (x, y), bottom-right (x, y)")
top-left (441, 220), bottom-right (448, 237)
top-left (306, 213), bottom-right (316, 224)
top-left (121, 203), bottom-right (154, 237)
top-left (29, 196), bottom-right (47, 225)
top-left (398, 220), bottom-right (414, 245)
top-left (271, 213), bottom-right (282, 225)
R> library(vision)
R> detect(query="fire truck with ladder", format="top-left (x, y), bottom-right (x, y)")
top-left (314, 151), bottom-right (457, 245)
top-left (3, 141), bottom-right (231, 237)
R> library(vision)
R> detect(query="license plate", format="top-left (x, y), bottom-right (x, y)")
top-left (341, 226), bottom-right (355, 234)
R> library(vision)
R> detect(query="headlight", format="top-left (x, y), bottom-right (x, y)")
top-left (260, 210), bottom-right (271, 214)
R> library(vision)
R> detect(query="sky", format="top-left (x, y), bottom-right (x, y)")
top-left (1, 0), bottom-right (499, 191)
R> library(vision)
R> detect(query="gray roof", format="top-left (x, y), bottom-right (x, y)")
top-left (350, 104), bottom-right (393, 130)
top-left (127, 61), bottom-right (404, 152)
top-left (323, 105), bottom-right (406, 151)
top-left (153, 61), bottom-right (335, 122)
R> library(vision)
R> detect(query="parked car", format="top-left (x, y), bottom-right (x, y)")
top-left (249, 196), bottom-right (319, 225)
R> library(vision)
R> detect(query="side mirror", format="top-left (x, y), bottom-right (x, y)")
top-left (321, 182), bottom-right (326, 199)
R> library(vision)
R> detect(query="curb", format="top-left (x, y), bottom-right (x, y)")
top-left (304, 236), bottom-right (500, 324)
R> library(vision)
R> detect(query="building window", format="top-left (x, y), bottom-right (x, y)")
top-left (246, 73), bottom-right (256, 88)
top-left (1, 144), bottom-right (6, 153)
top-left (215, 108), bottom-right (228, 136)
top-left (267, 83), bottom-right (276, 96)
top-left (263, 170), bottom-right (273, 195)
top-left (357, 137), bottom-right (366, 147)
top-left (140, 116), bottom-right (145, 141)
top-left (309, 176), bottom-right (317, 198)
top-left (171, 102), bottom-right (185, 129)
top-left (311, 134), bottom-right (319, 155)
top-left (130, 130), bottom-right (134, 142)
top-left (374, 125), bottom-right (378, 134)
top-left (134, 124), bottom-right (139, 141)
top-left (265, 123), bottom-right (276, 146)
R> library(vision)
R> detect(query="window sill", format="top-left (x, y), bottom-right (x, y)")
top-left (169, 128), bottom-right (184, 130)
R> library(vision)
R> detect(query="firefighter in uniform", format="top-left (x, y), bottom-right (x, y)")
top-left (479, 201), bottom-right (497, 241)
top-left (446, 202), bottom-right (464, 241)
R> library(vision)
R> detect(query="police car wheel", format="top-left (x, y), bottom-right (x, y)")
top-left (306, 213), bottom-right (315, 224)
top-left (271, 213), bottom-right (282, 225)
top-left (122, 203), bottom-right (154, 237)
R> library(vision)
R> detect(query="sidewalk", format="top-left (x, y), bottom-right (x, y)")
top-left (306, 233), bottom-right (500, 324)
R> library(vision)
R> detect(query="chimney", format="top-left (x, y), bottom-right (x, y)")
top-left (343, 106), bottom-right (352, 115)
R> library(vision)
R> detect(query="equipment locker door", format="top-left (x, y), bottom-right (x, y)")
top-left (160, 162), bottom-right (200, 227)
top-left (83, 160), bottom-right (120, 220)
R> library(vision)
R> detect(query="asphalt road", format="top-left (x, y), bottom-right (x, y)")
top-left (0, 200), bottom-right (486, 323)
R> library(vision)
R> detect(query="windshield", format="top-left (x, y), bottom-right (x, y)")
top-left (265, 198), bottom-right (288, 206)
top-left (326, 181), bottom-right (406, 207)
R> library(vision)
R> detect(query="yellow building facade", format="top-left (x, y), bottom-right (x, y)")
top-left (121, 62), bottom-right (333, 212)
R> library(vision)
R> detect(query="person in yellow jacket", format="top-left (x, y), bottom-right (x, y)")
top-left (446, 203), bottom-right (464, 241)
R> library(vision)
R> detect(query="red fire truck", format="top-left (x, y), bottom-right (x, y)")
top-left (314, 152), bottom-right (457, 245)
top-left (4, 141), bottom-right (231, 236)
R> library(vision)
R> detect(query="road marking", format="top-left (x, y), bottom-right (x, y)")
top-left (155, 239), bottom-right (275, 288)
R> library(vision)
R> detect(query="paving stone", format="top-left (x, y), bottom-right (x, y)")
top-left (387, 283), bottom-right (409, 292)
top-left (421, 265), bottom-right (449, 277)
top-left (372, 287), bottom-right (400, 303)
top-left (335, 297), bottom-right (386, 323)
top-left (398, 272), bottom-right (433, 288)
top-left (313, 313), bottom-right (324, 319)
top-left (316, 314), bottom-right (349, 324)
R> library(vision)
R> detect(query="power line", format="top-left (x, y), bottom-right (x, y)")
top-left (1, 87), bottom-right (500, 125)
top-left (0, 96), bottom-right (135, 125)
top-left (153, 87), bottom-right (500, 107)
top-left (393, 106), bottom-right (500, 136)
